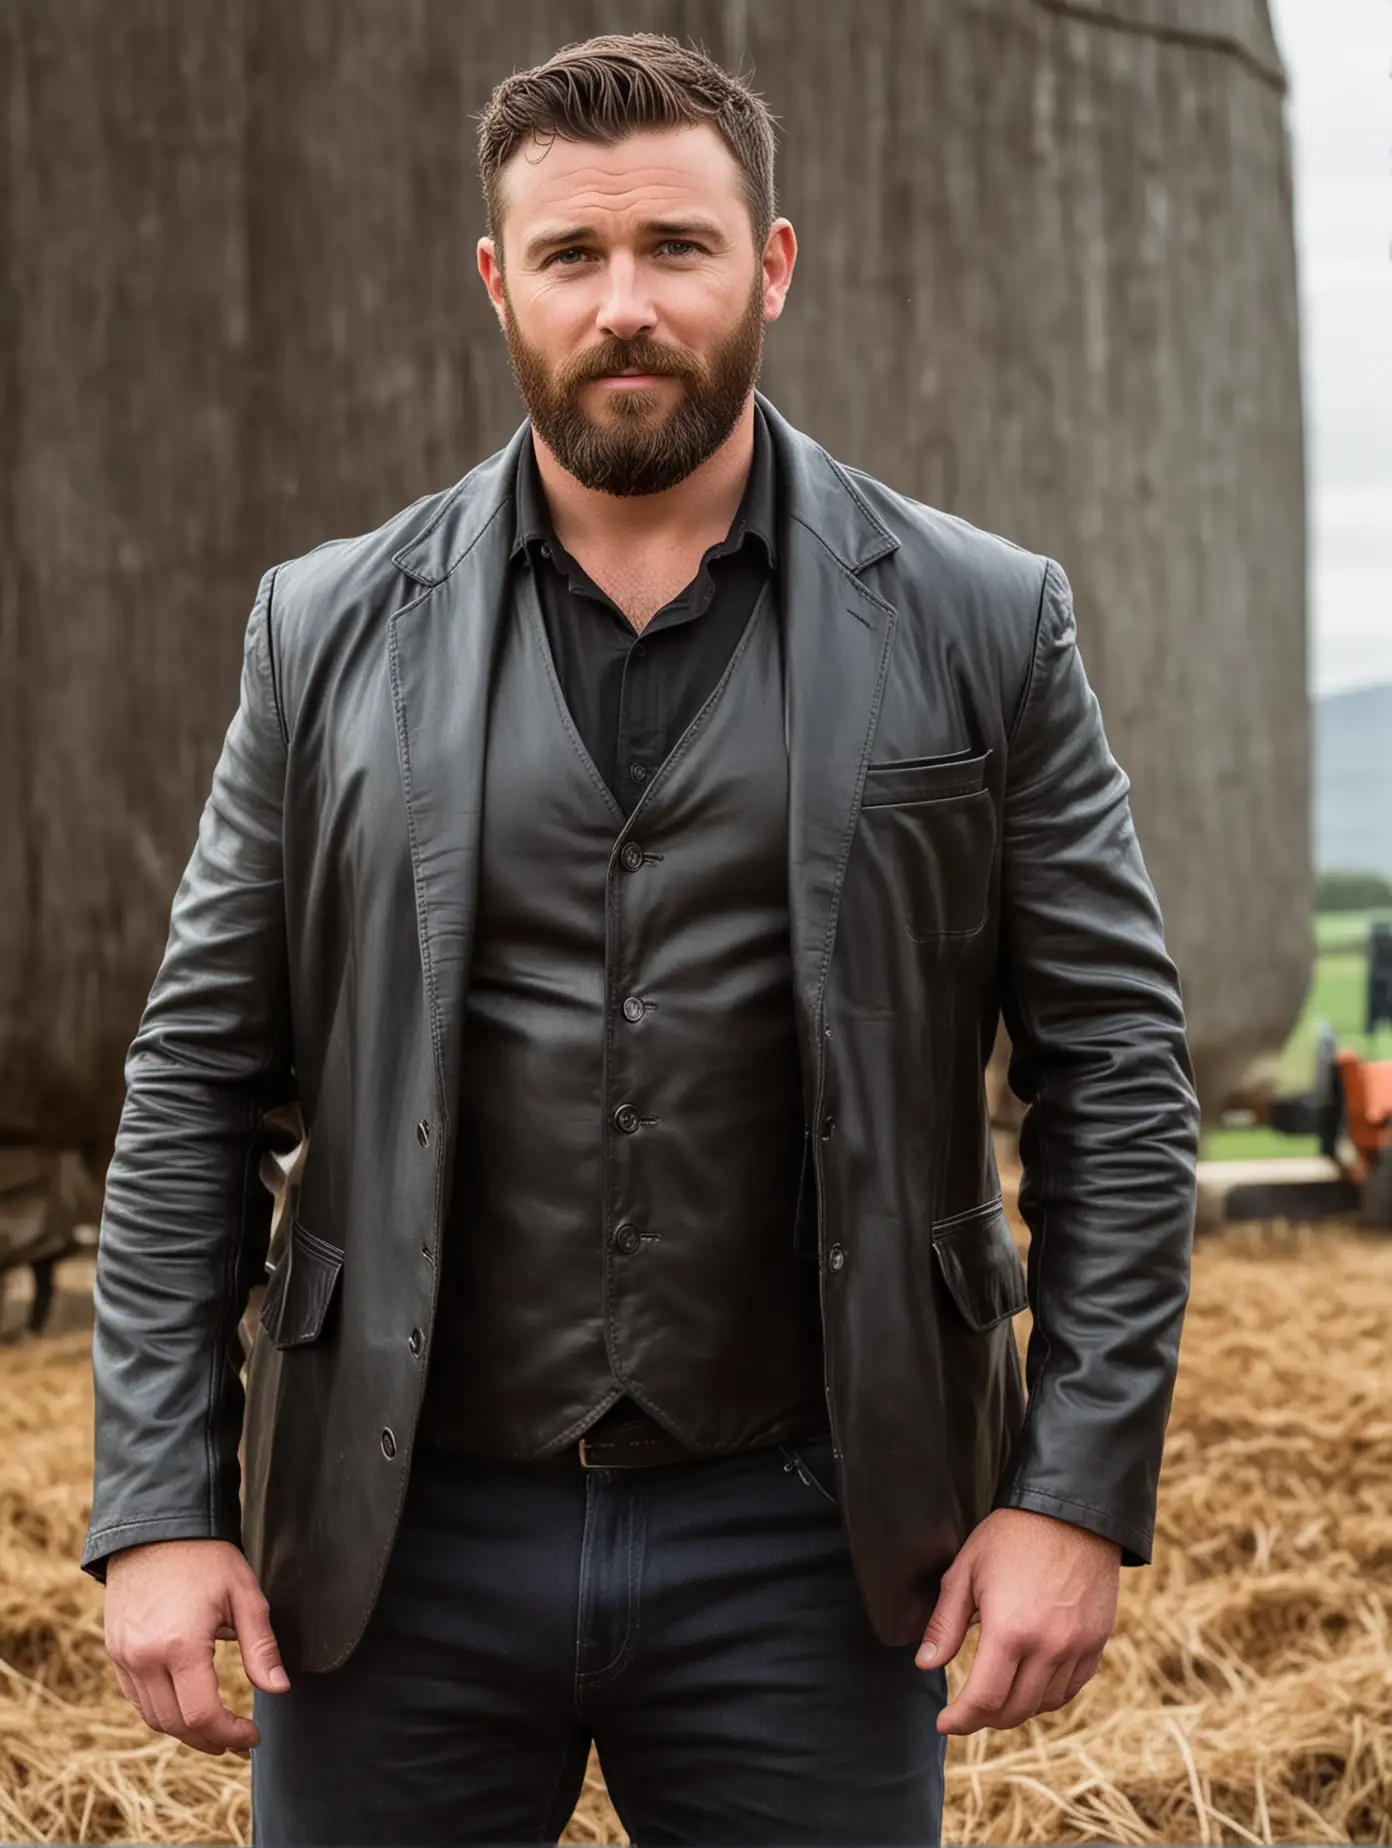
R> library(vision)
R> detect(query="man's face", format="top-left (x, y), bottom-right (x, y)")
top-left (478, 124), bottom-right (792, 496)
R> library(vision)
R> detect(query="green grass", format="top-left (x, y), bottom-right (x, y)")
top-left (1201, 1126), bottom-right (1321, 1163)
top-left (1201, 909), bottom-right (1392, 1162)
top-left (1280, 951), bottom-right (1377, 1091)
top-left (1315, 907), bottom-right (1392, 955)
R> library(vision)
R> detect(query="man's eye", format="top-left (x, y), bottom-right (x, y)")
top-left (660, 240), bottom-right (700, 257)
top-left (547, 248), bottom-right (589, 266)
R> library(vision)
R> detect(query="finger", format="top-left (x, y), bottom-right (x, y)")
top-left (936, 1627), bottom-right (1021, 1734)
top-left (230, 1578), bottom-right (291, 1695)
top-left (170, 1651), bottom-right (258, 1756)
top-left (1036, 1651), bottom-right (1082, 1713)
top-left (915, 1565), bottom-right (976, 1670)
top-left (111, 1660), bottom-right (152, 1728)
top-left (989, 1647), bottom-right (1063, 1731)
top-left (1063, 1648), bottom-right (1104, 1703)
top-left (135, 1663), bottom-right (193, 1742)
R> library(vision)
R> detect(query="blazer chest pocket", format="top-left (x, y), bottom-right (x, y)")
top-left (930, 1198), bottom-right (1028, 1331)
top-left (857, 749), bottom-right (995, 939)
top-left (259, 1220), bottom-right (344, 1349)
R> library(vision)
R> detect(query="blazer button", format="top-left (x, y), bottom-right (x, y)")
top-left (828, 1244), bottom-right (846, 1271)
top-left (381, 1427), bottom-right (397, 1458)
top-left (408, 1328), bottom-right (422, 1356)
top-left (613, 1103), bottom-right (640, 1133)
top-left (612, 1222), bottom-right (642, 1254)
top-left (620, 841), bottom-right (645, 871)
top-left (415, 1118), bottom-right (431, 1148)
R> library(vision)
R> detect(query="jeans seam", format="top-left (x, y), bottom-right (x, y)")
top-left (574, 1480), bottom-right (643, 1692)
top-left (576, 1485), bottom-right (644, 1689)
top-left (533, 1726), bottom-right (588, 1843)
top-left (575, 1636), bottom-right (634, 1691)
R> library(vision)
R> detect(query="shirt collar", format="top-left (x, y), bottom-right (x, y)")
top-left (510, 400), bottom-right (778, 567)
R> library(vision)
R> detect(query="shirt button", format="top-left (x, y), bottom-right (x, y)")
top-left (613, 1103), bottom-right (641, 1134)
top-left (620, 842), bottom-right (645, 871)
top-left (828, 1245), bottom-right (846, 1272)
top-left (622, 995), bottom-right (646, 1022)
top-left (381, 1427), bottom-right (398, 1458)
top-left (612, 1222), bottom-right (642, 1255)
top-left (633, 642), bottom-right (647, 657)
top-left (630, 762), bottom-right (648, 782)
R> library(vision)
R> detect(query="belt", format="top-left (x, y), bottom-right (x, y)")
top-left (576, 1419), bottom-right (698, 1468)
top-left (417, 1402), bottom-right (830, 1470)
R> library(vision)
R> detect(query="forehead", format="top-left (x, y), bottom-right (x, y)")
top-left (495, 122), bottom-right (745, 233)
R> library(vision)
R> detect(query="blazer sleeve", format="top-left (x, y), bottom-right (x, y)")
top-left (991, 556), bottom-right (1201, 1564)
top-left (80, 564), bottom-right (296, 1582)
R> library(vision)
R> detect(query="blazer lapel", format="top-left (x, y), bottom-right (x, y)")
top-left (387, 422), bottom-right (527, 1140)
top-left (386, 399), bottom-right (901, 1139)
top-left (759, 393), bottom-right (902, 1065)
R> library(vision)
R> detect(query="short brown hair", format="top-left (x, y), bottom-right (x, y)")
top-left (476, 32), bottom-right (777, 253)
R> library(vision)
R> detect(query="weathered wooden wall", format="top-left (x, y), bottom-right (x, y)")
top-left (0, 0), bottom-right (1306, 1141)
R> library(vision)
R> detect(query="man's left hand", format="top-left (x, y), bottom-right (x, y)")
top-left (914, 1507), bottom-right (1122, 1734)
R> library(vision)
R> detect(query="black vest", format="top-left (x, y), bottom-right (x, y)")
top-left (416, 563), bottom-right (827, 1459)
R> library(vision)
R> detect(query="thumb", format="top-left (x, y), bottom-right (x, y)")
top-left (230, 1578), bottom-right (291, 1694)
top-left (915, 1564), bottom-right (975, 1669)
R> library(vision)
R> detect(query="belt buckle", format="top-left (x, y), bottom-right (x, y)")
top-left (577, 1435), bottom-right (604, 1469)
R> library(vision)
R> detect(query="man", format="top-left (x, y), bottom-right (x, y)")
top-left (84, 31), bottom-right (1200, 1847)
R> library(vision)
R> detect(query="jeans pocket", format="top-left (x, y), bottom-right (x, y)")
top-left (778, 1436), bottom-right (839, 1507)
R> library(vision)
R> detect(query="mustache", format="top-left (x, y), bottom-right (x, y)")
top-left (563, 338), bottom-right (701, 387)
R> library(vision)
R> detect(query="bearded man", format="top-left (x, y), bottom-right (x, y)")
top-left (83, 31), bottom-right (1200, 1847)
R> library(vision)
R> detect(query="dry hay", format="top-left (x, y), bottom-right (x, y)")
top-left (1, 1214), bottom-right (1389, 1845)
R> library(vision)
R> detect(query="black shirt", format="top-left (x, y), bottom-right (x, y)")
top-left (510, 404), bottom-right (779, 816)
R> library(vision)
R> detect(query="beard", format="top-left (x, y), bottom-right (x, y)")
top-left (501, 276), bottom-right (766, 497)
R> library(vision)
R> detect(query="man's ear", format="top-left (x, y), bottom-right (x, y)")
top-left (477, 236), bottom-right (507, 329)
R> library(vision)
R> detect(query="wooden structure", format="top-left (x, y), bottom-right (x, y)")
top-left (0, 0), bottom-right (1306, 1154)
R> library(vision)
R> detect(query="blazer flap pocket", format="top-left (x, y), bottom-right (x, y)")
top-left (930, 1198), bottom-right (1028, 1331)
top-left (861, 748), bottom-right (990, 808)
top-left (258, 1220), bottom-right (344, 1349)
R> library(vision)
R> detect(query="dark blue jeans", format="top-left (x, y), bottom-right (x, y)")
top-left (250, 1428), bottom-right (947, 1845)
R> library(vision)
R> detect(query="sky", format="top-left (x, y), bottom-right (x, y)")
top-left (1266, 0), bottom-right (1391, 696)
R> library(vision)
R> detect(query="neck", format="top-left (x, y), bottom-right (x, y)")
top-left (530, 394), bottom-right (757, 557)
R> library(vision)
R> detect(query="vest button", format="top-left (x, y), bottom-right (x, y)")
top-left (381, 1427), bottom-right (397, 1458)
top-left (415, 1118), bottom-right (431, 1148)
top-left (612, 1222), bottom-right (642, 1254)
top-left (622, 995), bottom-right (646, 1022)
top-left (620, 841), bottom-right (645, 871)
top-left (828, 1244), bottom-right (846, 1272)
top-left (408, 1328), bottom-right (422, 1357)
top-left (613, 1103), bottom-right (640, 1133)
top-left (629, 762), bottom-right (648, 782)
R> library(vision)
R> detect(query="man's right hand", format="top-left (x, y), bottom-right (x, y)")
top-left (103, 1538), bottom-right (291, 1756)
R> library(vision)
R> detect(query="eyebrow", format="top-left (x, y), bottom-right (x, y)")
top-left (523, 218), bottom-right (727, 263)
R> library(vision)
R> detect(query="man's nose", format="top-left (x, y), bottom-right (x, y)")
top-left (595, 255), bottom-right (657, 341)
